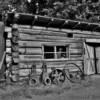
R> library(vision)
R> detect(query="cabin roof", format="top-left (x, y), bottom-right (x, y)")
top-left (6, 12), bottom-right (100, 32)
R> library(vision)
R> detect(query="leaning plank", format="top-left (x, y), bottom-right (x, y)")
top-left (0, 52), bottom-right (6, 70)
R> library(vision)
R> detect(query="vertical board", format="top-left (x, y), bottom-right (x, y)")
top-left (84, 43), bottom-right (95, 75)
top-left (0, 22), bottom-right (5, 62)
top-left (96, 46), bottom-right (100, 73)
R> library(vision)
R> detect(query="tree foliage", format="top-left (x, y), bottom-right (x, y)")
top-left (0, 0), bottom-right (100, 23)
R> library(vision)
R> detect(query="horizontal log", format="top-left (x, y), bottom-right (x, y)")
top-left (18, 69), bottom-right (30, 76)
top-left (19, 55), bottom-right (42, 59)
top-left (19, 60), bottom-right (83, 67)
top-left (11, 65), bottom-right (19, 71)
top-left (74, 34), bottom-right (100, 39)
top-left (70, 49), bottom-right (83, 54)
top-left (19, 25), bottom-right (100, 36)
top-left (12, 70), bottom-right (19, 75)
top-left (19, 48), bottom-right (42, 55)
top-left (19, 29), bottom-right (67, 37)
top-left (18, 25), bottom-right (31, 29)
top-left (70, 55), bottom-right (83, 58)
top-left (18, 41), bottom-right (73, 48)
top-left (19, 63), bottom-right (31, 68)
top-left (13, 57), bottom-right (83, 63)
top-left (6, 39), bottom-right (11, 47)
top-left (13, 55), bottom-right (42, 63)
top-left (12, 52), bottom-right (19, 57)
top-left (19, 41), bottom-right (41, 47)
top-left (70, 43), bottom-right (83, 49)
top-left (19, 33), bottom-right (68, 41)
top-left (19, 38), bottom-right (83, 43)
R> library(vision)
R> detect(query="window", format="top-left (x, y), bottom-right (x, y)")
top-left (43, 45), bottom-right (69, 59)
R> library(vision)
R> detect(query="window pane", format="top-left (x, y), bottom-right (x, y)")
top-left (56, 46), bottom-right (69, 58)
top-left (44, 53), bottom-right (54, 59)
top-left (44, 46), bottom-right (54, 52)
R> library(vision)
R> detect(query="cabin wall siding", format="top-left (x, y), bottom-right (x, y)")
top-left (6, 25), bottom-right (85, 80)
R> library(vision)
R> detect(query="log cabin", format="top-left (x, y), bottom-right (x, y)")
top-left (4, 12), bottom-right (100, 84)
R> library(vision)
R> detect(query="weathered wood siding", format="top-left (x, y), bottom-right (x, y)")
top-left (6, 25), bottom-right (84, 80)
top-left (17, 26), bottom-right (84, 74)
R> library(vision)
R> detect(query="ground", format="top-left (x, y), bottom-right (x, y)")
top-left (0, 75), bottom-right (100, 100)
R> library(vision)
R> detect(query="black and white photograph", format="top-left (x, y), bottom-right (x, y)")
top-left (0, 0), bottom-right (100, 100)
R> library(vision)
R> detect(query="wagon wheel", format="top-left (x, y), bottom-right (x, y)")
top-left (63, 63), bottom-right (84, 83)
top-left (50, 69), bottom-right (65, 85)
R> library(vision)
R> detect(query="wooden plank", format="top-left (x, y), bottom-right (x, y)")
top-left (19, 29), bottom-right (67, 37)
top-left (19, 41), bottom-right (71, 47)
top-left (19, 60), bottom-right (83, 66)
top-left (19, 41), bottom-right (41, 47)
top-left (19, 48), bottom-right (42, 54)
top-left (19, 33), bottom-right (68, 41)
top-left (70, 49), bottom-right (83, 55)
top-left (12, 52), bottom-right (19, 57)
top-left (70, 55), bottom-right (83, 58)
top-left (70, 43), bottom-right (83, 49)
top-left (19, 55), bottom-right (42, 59)
top-left (13, 55), bottom-right (42, 62)
top-left (74, 34), bottom-right (100, 39)
top-left (17, 57), bottom-right (83, 63)
top-left (19, 38), bottom-right (83, 43)
top-left (11, 65), bottom-right (19, 71)
top-left (86, 39), bottom-right (100, 43)
top-left (18, 69), bottom-right (30, 76)
top-left (18, 60), bottom-right (83, 70)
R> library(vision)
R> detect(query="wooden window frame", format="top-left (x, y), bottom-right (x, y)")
top-left (42, 44), bottom-right (70, 61)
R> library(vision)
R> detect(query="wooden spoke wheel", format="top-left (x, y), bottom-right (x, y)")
top-left (50, 69), bottom-right (65, 85)
top-left (64, 63), bottom-right (84, 83)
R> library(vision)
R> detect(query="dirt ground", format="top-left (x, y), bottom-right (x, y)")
top-left (0, 75), bottom-right (100, 100)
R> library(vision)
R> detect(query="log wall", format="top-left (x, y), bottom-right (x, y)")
top-left (6, 25), bottom-right (84, 81)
